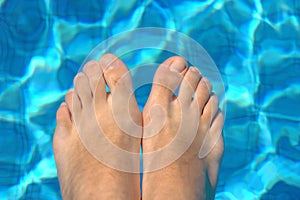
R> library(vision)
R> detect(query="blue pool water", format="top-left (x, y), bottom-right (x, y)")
top-left (0, 0), bottom-right (299, 199)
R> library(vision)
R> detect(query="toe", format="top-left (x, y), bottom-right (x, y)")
top-left (53, 102), bottom-right (74, 187)
top-left (198, 111), bottom-right (224, 162)
top-left (83, 60), bottom-right (105, 96)
top-left (193, 77), bottom-right (212, 112)
top-left (207, 111), bottom-right (224, 161)
top-left (201, 94), bottom-right (219, 126)
top-left (97, 54), bottom-right (141, 137)
top-left (149, 56), bottom-right (187, 104)
top-left (65, 89), bottom-right (74, 110)
top-left (65, 88), bottom-right (81, 115)
top-left (56, 102), bottom-right (72, 128)
top-left (99, 53), bottom-right (132, 93)
top-left (74, 73), bottom-right (93, 107)
top-left (178, 67), bottom-right (202, 104)
top-left (98, 54), bottom-right (135, 111)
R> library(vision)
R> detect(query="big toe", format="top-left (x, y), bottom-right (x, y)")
top-left (99, 53), bottom-right (133, 94)
top-left (148, 56), bottom-right (188, 104)
top-left (98, 54), bottom-right (140, 127)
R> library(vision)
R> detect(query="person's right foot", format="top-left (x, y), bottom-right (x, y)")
top-left (142, 56), bottom-right (224, 200)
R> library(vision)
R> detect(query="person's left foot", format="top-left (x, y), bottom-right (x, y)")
top-left (53, 54), bottom-right (142, 199)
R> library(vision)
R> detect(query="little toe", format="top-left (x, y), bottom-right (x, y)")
top-left (201, 111), bottom-right (224, 166)
top-left (178, 67), bottom-right (202, 104)
top-left (74, 73), bottom-right (93, 107)
top-left (198, 110), bottom-right (224, 162)
top-left (149, 56), bottom-right (188, 104)
top-left (208, 111), bottom-right (224, 158)
top-left (53, 102), bottom-right (73, 175)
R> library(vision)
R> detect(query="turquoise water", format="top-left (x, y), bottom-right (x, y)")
top-left (0, 0), bottom-right (299, 199)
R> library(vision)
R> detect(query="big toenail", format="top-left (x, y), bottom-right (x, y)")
top-left (169, 59), bottom-right (187, 73)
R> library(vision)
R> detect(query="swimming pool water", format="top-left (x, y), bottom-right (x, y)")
top-left (0, 0), bottom-right (299, 199)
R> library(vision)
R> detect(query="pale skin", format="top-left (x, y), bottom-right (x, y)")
top-left (53, 54), bottom-right (224, 200)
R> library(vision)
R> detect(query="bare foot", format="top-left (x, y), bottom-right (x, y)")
top-left (53, 54), bottom-right (141, 199)
top-left (142, 56), bottom-right (224, 200)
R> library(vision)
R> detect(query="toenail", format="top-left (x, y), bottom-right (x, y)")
top-left (190, 67), bottom-right (201, 75)
top-left (169, 58), bottom-right (187, 73)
